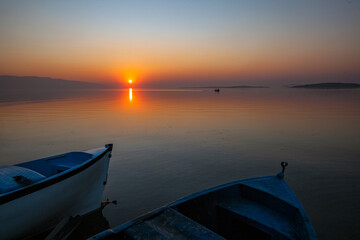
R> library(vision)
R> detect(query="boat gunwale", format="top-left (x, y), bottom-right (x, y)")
top-left (0, 144), bottom-right (113, 205)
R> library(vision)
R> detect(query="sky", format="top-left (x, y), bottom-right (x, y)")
top-left (0, 0), bottom-right (359, 87)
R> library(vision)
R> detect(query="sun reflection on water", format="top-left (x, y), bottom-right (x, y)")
top-left (129, 88), bottom-right (133, 102)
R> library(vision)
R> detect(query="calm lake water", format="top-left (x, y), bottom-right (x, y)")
top-left (0, 88), bottom-right (359, 239)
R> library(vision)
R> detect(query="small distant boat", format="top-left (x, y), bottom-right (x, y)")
top-left (214, 88), bottom-right (220, 92)
top-left (91, 162), bottom-right (317, 240)
top-left (0, 144), bottom-right (113, 240)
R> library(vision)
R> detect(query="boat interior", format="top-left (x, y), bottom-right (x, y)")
top-left (0, 152), bottom-right (93, 195)
top-left (112, 177), bottom-right (311, 240)
top-left (16, 152), bottom-right (93, 177)
top-left (172, 183), bottom-right (306, 240)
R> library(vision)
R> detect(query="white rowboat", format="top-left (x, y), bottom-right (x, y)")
top-left (0, 144), bottom-right (113, 239)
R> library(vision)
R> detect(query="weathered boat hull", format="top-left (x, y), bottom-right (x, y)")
top-left (0, 144), bottom-right (112, 240)
top-left (90, 171), bottom-right (317, 240)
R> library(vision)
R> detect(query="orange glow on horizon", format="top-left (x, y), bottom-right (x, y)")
top-left (115, 69), bottom-right (141, 87)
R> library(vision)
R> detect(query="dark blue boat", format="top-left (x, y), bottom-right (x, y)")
top-left (90, 162), bottom-right (317, 240)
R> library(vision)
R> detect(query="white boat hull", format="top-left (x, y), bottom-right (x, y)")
top-left (0, 145), bottom-right (112, 240)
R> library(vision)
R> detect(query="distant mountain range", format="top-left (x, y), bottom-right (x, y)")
top-left (181, 85), bottom-right (268, 89)
top-left (291, 82), bottom-right (360, 89)
top-left (0, 75), bottom-right (106, 89)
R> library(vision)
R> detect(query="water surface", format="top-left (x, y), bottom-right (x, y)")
top-left (0, 88), bottom-right (359, 239)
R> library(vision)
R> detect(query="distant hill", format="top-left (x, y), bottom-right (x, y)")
top-left (291, 82), bottom-right (360, 89)
top-left (182, 85), bottom-right (268, 89)
top-left (0, 75), bottom-right (105, 89)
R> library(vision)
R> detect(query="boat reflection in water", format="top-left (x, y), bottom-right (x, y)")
top-left (26, 209), bottom-right (111, 240)
top-left (67, 209), bottom-right (111, 240)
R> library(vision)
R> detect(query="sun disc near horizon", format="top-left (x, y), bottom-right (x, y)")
top-left (128, 79), bottom-right (132, 84)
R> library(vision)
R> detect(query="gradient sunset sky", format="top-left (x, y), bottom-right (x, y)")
top-left (0, 0), bottom-right (359, 87)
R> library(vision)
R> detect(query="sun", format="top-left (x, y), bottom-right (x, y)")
top-left (128, 79), bottom-right (133, 84)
